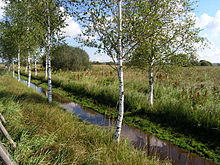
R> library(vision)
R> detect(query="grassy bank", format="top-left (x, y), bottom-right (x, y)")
top-left (16, 65), bottom-right (220, 163)
top-left (0, 71), bottom-right (168, 164)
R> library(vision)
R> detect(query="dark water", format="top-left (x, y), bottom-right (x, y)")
top-left (20, 79), bottom-right (218, 165)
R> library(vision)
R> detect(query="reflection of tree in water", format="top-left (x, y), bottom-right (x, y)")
top-left (18, 79), bottom-right (218, 165)
top-left (132, 132), bottom-right (167, 157)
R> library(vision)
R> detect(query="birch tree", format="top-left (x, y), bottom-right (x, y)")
top-left (32, 0), bottom-right (66, 103)
top-left (127, 0), bottom-right (206, 106)
top-left (2, 0), bottom-right (32, 82)
top-left (3, 0), bottom-right (65, 98)
top-left (69, 0), bottom-right (144, 142)
top-left (0, 18), bottom-right (17, 78)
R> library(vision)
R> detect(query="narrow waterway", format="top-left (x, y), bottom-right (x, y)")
top-left (20, 79), bottom-right (218, 165)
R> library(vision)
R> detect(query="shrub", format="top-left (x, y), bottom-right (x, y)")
top-left (43, 44), bottom-right (90, 71)
top-left (199, 60), bottom-right (213, 66)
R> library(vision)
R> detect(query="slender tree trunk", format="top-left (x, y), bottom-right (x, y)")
top-left (27, 55), bottom-right (31, 88)
top-left (17, 47), bottom-right (20, 81)
top-left (148, 65), bottom-right (153, 105)
top-left (47, 3), bottom-right (52, 103)
top-left (12, 60), bottom-right (14, 78)
top-left (45, 55), bottom-right (47, 79)
top-left (8, 65), bottom-right (10, 72)
top-left (35, 55), bottom-right (37, 76)
top-left (115, 0), bottom-right (124, 143)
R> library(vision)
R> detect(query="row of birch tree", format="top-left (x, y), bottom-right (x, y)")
top-left (0, 0), bottom-right (67, 103)
top-left (65, 0), bottom-right (206, 142)
top-left (0, 0), bottom-right (206, 142)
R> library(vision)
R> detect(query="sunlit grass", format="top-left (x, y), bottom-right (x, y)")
top-left (0, 71), bottom-right (169, 165)
top-left (11, 64), bottom-right (220, 163)
top-left (22, 65), bottom-right (220, 132)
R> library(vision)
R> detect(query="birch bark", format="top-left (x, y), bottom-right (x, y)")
top-left (35, 55), bottom-right (37, 76)
top-left (45, 55), bottom-right (47, 79)
top-left (47, 3), bottom-right (52, 103)
top-left (148, 65), bottom-right (153, 105)
top-left (114, 0), bottom-right (124, 143)
top-left (27, 55), bottom-right (31, 88)
top-left (12, 60), bottom-right (14, 78)
top-left (17, 47), bottom-right (20, 81)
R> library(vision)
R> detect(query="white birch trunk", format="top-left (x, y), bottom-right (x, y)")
top-left (47, 3), bottom-right (52, 103)
top-left (45, 55), bottom-right (48, 79)
top-left (35, 55), bottom-right (37, 76)
top-left (148, 65), bottom-right (153, 105)
top-left (27, 55), bottom-right (31, 88)
top-left (17, 47), bottom-right (20, 81)
top-left (114, 0), bottom-right (124, 143)
top-left (12, 60), bottom-right (14, 78)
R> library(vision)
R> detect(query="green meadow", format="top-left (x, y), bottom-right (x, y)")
top-left (16, 64), bottom-right (220, 163)
top-left (0, 68), bottom-right (169, 165)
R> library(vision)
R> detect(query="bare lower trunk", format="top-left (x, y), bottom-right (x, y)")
top-left (35, 55), bottom-right (37, 76)
top-left (27, 56), bottom-right (31, 88)
top-left (114, 0), bottom-right (124, 143)
top-left (47, 3), bottom-right (52, 103)
top-left (45, 56), bottom-right (47, 79)
top-left (17, 47), bottom-right (20, 81)
top-left (12, 60), bottom-right (14, 78)
top-left (148, 66), bottom-right (153, 105)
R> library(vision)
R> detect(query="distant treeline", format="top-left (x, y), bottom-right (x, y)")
top-left (91, 60), bottom-right (218, 67)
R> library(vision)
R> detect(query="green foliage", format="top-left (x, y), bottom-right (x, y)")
top-left (199, 60), bottom-right (213, 66)
top-left (49, 44), bottom-right (90, 71)
top-left (0, 0), bottom-right (67, 65)
top-left (125, 0), bottom-right (206, 69)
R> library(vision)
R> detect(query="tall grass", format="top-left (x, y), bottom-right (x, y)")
top-left (24, 65), bottom-right (220, 132)
top-left (15, 64), bottom-right (220, 162)
top-left (0, 71), bottom-right (169, 164)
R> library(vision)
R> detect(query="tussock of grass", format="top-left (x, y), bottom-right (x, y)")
top-left (0, 74), bottom-right (169, 164)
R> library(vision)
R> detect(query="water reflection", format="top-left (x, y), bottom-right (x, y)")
top-left (19, 79), bottom-right (218, 165)
top-left (61, 102), bottom-right (217, 165)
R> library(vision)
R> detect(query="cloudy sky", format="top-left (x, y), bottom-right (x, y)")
top-left (1, 0), bottom-right (220, 63)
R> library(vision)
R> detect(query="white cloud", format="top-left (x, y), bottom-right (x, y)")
top-left (195, 11), bottom-right (220, 63)
top-left (196, 10), bottom-right (220, 36)
top-left (62, 16), bottom-right (82, 38)
top-left (91, 54), bottom-right (112, 62)
top-left (198, 47), bottom-right (220, 63)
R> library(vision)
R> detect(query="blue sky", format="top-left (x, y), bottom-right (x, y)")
top-left (0, 0), bottom-right (220, 63)
top-left (65, 0), bottom-right (220, 63)
top-left (194, 0), bottom-right (220, 63)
